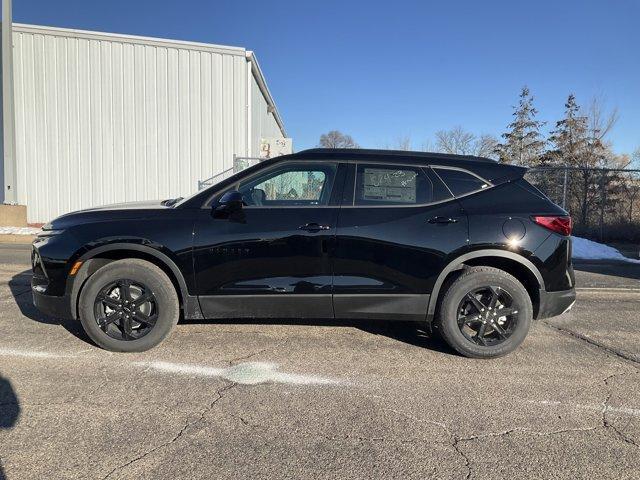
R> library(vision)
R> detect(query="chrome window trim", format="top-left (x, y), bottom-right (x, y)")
top-left (431, 166), bottom-right (494, 200)
top-left (202, 158), bottom-right (495, 210)
top-left (204, 159), bottom-right (340, 209)
top-left (342, 162), bottom-right (494, 209)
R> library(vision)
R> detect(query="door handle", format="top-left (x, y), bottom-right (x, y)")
top-left (427, 216), bottom-right (458, 224)
top-left (299, 223), bottom-right (331, 232)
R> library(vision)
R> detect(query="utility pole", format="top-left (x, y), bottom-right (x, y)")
top-left (1, 0), bottom-right (17, 204)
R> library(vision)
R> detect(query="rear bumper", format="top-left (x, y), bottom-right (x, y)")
top-left (537, 288), bottom-right (576, 319)
top-left (32, 288), bottom-right (73, 319)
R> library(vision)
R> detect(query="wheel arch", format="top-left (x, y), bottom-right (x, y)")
top-left (69, 243), bottom-right (199, 320)
top-left (427, 249), bottom-right (544, 323)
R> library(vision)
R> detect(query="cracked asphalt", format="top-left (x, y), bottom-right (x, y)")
top-left (0, 245), bottom-right (638, 479)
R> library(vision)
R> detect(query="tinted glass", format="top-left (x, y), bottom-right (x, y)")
top-left (238, 163), bottom-right (336, 206)
top-left (518, 178), bottom-right (551, 201)
top-left (354, 165), bottom-right (450, 205)
top-left (435, 168), bottom-right (489, 197)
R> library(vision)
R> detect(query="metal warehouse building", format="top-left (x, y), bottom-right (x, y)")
top-left (1, 24), bottom-right (286, 223)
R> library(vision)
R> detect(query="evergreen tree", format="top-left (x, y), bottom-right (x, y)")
top-left (545, 94), bottom-right (618, 227)
top-left (495, 87), bottom-right (545, 165)
top-left (547, 94), bottom-right (588, 166)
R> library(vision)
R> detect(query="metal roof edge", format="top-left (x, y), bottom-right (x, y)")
top-left (246, 51), bottom-right (286, 138)
top-left (10, 23), bottom-right (247, 56)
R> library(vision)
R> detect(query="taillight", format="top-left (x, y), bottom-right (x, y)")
top-left (532, 215), bottom-right (572, 236)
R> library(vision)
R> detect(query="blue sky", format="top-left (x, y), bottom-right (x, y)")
top-left (14, 0), bottom-right (640, 154)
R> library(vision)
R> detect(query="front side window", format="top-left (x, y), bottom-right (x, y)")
top-left (434, 168), bottom-right (489, 197)
top-left (354, 164), bottom-right (451, 206)
top-left (238, 163), bottom-right (336, 206)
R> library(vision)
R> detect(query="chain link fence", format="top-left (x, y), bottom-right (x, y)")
top-left (525, 167), bottom-right (640, 244)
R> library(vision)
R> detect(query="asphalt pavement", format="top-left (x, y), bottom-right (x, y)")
top-left (0, 245), bottom-right (638, 479)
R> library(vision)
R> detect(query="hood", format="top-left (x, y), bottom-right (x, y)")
top-left (79, 200), bottom-right (167, 212)
top-left (44, 200), bottom-right (170, 230)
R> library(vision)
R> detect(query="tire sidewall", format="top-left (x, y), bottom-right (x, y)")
top-left (79, 260), bottom-right (179, 352)
top-left (439, 268), bottom-right (533, 358)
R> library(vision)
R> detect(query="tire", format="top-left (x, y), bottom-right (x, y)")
top-left (436, 266), bottom-right (533, 359)
top-left (78, 259), bottom-right (179, 352)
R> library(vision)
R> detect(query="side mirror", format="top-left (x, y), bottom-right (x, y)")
top-left (216, 190), bottom-right (245, 212)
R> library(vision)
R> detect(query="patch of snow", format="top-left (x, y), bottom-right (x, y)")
top-left (0, 226), bottom-right (41, 235)
top-left (572, 236), bottom-right (640, 263)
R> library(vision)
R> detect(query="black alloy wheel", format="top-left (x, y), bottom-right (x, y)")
top-left (456, 286), bottom-right (519, 347)
top-left (436, 266), bottom-right (533, 358)
top-left (93, 279), bottom-right (158, 341)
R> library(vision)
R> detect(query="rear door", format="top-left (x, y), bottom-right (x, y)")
top-left (193, 161), bottom-right (346, 319)
top-left (332, 162), bottom-right (468, 321)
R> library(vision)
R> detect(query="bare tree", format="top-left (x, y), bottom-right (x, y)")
top-left (318, 130), bottom-right (359, 149)
top-left (475, 134), bottom-right (499, 159)
top-left (435, 126), bottom-right (498, 158)
top-left (435, 127), bottom-right (475, 155)
top-left (395, 136), bottom-right (412, 151)
top-left (420, 139), bottom-right (436, 152)
top-left (633, 147), bottom-right (640, 169)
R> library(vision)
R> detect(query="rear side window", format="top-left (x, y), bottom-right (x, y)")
top-left (354, 164), bottom-right (452, 206)
top-left (434, 168), bottom-right (490, 197)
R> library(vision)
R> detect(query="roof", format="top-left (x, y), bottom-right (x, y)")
top-left (12, 23), bottom-right (246, 55)
top-left (296, 148), bottom-right (496, 163)
top-left (286, 148), bottom-right (526, 184)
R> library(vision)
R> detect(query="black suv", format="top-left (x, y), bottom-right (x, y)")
top-left (32, 148), bottom-right (575, 358)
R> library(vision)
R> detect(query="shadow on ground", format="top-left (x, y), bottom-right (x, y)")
top-left (0, 376), bottom-right (20, 480)
top-left (182, 318), bottom-right (457, 356)
top-left (11, 269), bottom-right (457, 356)
top-left (9, 270), bottom-right (91, 344)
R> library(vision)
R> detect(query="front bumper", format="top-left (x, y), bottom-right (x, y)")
top-left (32, 288), bottom-right (73, 319)
top-left (537, 288), bottom-right (576, 319)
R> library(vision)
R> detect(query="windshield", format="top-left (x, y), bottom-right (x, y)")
top-left (173, 167), bottom-right (247, 207)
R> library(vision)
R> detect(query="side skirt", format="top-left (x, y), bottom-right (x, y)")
top-left (333, 294), bottom-right (430, 322)
top-left (196, 293), bottom-right (430, 321)
top-left (198, 294), bottom-right (333, 319)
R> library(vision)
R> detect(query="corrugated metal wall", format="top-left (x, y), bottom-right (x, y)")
top-left (9, 25), bottom-right (284, 223)
top-left (250, 74), bottom-right (284, 157)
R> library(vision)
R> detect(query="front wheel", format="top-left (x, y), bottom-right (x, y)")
top-left (436, 266), bottom-right (533, 358)
top-left (78, 259), bottom-right (179, 352)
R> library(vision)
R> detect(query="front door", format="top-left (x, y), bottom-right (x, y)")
top-left (193, 161), bottom-right (344, 319)
top-left (332, 163), bottom-right (468, 321)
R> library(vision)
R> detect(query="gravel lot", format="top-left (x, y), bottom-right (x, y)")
top-left (0, 245), bottom-right (638, 479)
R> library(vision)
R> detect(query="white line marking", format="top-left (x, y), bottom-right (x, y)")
top-left (134, 360), bottom-right (346, 386)
top-left (0, 346), bottom-right (345, 386)
top-left (576, 287), bottom-right (640, 292)
top-left (0, 347), bottom-right (77, 359)
top-left (534, 400), bottom-right (640, 417)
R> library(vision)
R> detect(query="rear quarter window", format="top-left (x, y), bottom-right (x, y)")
top-left (434, 168), bottom-right (490, 197)
top-left (517, 178), bottom-right (552, 201)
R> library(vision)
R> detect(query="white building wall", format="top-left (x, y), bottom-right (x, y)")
top-left (250, 73), bottom-right (284, 157)
top-left (8, 24), bottom-right (284, 224)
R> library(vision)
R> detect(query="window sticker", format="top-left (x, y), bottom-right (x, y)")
top-left (362, 168), bottom-right (417, 203)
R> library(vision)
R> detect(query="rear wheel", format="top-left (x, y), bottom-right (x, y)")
top-left (78, 259), bottom-right (179, 352)
top-left (436, 266), bottom-right (533, 358)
